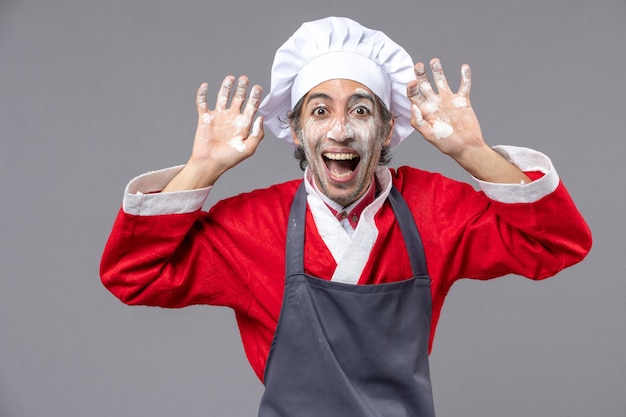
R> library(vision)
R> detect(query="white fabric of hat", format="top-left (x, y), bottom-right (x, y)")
top-left (258, 16), bottom-right (415, 147)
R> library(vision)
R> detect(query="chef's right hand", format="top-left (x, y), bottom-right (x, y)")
top-left (164, 75), bottom-right (264, 192)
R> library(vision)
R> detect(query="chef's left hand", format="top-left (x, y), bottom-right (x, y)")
top-left (406, 58), bottom-right (530, 184)
top-left (406, 58), bottom-right (488, 161)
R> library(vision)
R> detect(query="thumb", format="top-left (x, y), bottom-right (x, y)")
top-left (245, 116), bottom-right (265, 151)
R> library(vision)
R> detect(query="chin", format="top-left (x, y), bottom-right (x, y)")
top-left (323, 183), bottom-right (365, 207)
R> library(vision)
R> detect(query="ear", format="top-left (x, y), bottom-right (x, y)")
top-left (383, 118), bottom-right (395, 146)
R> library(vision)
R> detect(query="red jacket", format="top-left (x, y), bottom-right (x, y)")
top-left (101, 166), bottom-right (592, 382)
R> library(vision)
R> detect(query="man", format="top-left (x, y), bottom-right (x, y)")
top-left (101, 17), bottom-right (591, 416)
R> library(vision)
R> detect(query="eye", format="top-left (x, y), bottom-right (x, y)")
top-left (312, 107), bottom-right (328, 116)
top-left (353, 106), bottom-right (371, 116)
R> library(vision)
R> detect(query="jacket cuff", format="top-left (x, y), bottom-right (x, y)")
top-left (122, 166), bottom-right (211, 215)
top-left (475, 145), bottom-right (560, 204)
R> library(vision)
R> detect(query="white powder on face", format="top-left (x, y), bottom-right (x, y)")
top-left (354, 88), bottom-right (372, 97)
top-left (325, 120), bottom-right (338, 140)
top-left (431, 119), bottom-right (454, 140)
top-left (351, 119), bottom-right (374, 147)
top-left (325, 119), bottom-right (355, 141)
top-left (453, 97), bottom-right (469, 108)
top-left (228, 136), bottom-right (246, 152)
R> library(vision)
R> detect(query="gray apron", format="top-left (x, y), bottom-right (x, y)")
top-left (257, 183), bottom-right (436, 417)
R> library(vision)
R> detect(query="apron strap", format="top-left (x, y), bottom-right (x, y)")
top-left (388, 186), bottom-right (429, 277)
top-left (285, 182), bottom-right (307, 276)
top-left (286, 182), bottom-right (428, 278)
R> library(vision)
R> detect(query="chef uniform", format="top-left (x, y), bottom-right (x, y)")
top-left (100, 16), bottom-right (592, 417)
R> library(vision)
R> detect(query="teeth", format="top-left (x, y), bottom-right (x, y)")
top-left (323, 153), bottom-right (357, 160)
top-left (330, 169), bottom-right (352, 180)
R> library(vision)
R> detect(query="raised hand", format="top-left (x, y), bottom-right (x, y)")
top-left (164, 75), bottom-right (264, 191)
top-left (406, 58), bottom-right (485, 160)
top-left (406, 59), bottom-right (530, 184)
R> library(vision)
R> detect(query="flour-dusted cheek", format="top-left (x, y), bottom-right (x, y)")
top-left (304, 118), bottom-right (334, 140)
top-left (351, 118), bottom-right (380, 152)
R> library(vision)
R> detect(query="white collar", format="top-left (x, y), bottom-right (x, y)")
top-left (302, 166), bottom-right (394, 284)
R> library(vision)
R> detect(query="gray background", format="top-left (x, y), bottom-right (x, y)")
top-left (1, 0), bottom-right (624, 416)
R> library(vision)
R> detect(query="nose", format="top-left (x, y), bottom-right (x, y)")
top-left (326, 117), bottom-right (353, 143)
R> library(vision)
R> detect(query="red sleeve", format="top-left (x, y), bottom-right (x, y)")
top-left (100, 180), bottom-right (301, 312)
top-left (394, 167), bottom-right (592, 291)
top-left (99, 207), bottom-right (251, 310)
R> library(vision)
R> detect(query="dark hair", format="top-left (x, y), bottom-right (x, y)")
top-left (287, 94), bottom-right (394, 171)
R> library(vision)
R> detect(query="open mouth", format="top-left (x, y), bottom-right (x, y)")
top-left (323, 152), bottom-right (360, 181)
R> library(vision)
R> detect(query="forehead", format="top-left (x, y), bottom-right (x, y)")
top-left (303, 79), bottom-right (376, 104)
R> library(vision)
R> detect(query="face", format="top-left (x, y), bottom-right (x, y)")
top-left (292, 79), bottom-right (393, 207)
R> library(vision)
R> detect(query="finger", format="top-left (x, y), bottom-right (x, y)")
top-left (230, 76), bottom-right (250, 112)
top-left (243, 84), bottom-right (263, 118)
top-left (458, 64), bottom-right (471, 98)
top-left (248, 116), bottom-right (265, 140)
top-left (235, 117), bottom-right (264, 155)
top-left (406, 80), bottom-right (425, 105)
top-left (411, 104), bottom-right (426, 128)
top-left (215, 75), bottom-right (235, 111)
top-left (196, 82), bottom-right (209, 113)
top-left (430, 58), bottom-right (451, 93)
top-left (247, 117), bottom-right (265, 151)
top-left (414, 62), bottom-right (436, 99)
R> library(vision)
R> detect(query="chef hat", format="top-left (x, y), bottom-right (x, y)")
top-left (258, 16), bottom-right (415, 147)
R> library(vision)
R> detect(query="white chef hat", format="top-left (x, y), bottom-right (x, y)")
top-left (258, 16), bottom-right (415, 147)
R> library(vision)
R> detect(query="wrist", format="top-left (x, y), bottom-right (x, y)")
top-left (454, 145), bottom-right (531, 184)
top-left (162, 160), bottom-right (223, 192)
top-left (451, 144), bottom-right (493, 175)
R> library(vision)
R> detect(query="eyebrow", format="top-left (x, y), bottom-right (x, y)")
top-left (304, 91), bottom-right (376, 106)
top-left (304, 92), bottom-right (331, 105)
top-left (350, 91), bottom-right (376, 105)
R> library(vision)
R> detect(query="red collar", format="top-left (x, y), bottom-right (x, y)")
top-left (326, 178), bottom-right (377, 229)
